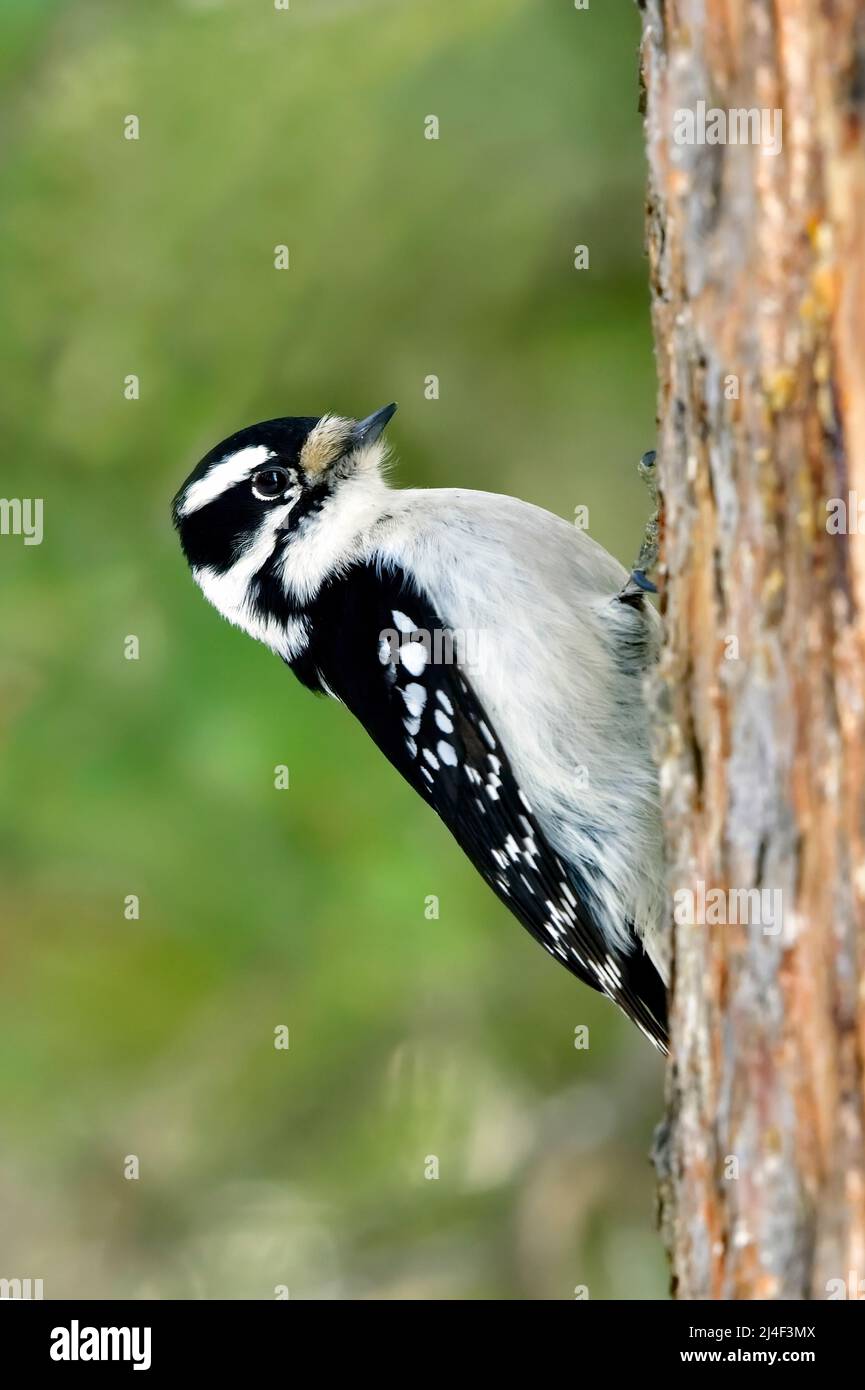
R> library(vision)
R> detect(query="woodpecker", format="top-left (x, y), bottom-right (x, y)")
top-left (173, 404), bottom-right (668, 1050)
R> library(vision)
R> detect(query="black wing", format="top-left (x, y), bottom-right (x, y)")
top-left (291, 561), bottom-right (668, 1051)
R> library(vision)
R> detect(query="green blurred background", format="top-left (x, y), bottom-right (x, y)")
top-left (0, 0), bottom-right (665, 1299)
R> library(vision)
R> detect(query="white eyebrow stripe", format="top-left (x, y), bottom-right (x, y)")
top-left (178, 444), bottom-right (276, 516)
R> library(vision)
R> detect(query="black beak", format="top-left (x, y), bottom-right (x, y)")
top-left (354, 402), bottom-right (397, 447)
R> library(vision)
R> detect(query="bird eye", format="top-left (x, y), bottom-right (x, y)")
top-left (251, 466), bottom-right (291, 501)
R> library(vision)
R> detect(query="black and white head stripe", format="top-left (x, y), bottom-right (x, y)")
top-left (171, 412), bottom-right (393, 660)
top-left (290, 561), bottom-right (669, 1052)
top-left (175, 444), bottom-right (279, 517)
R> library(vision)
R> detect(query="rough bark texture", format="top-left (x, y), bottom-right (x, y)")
top-left (639, 0), bottom-right (865, 1298)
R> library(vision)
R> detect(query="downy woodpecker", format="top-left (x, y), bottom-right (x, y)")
top-left (173, 405), bottom-right (668, 1050)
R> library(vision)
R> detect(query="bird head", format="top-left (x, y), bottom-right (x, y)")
top-left (172, 403), bottom-right (397, 650)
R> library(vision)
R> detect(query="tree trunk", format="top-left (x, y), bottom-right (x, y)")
top-left (639, 0), bottom-right (865, 1299)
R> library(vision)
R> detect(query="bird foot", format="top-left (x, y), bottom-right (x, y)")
top-left (618, 449), bottom-right (659, 604)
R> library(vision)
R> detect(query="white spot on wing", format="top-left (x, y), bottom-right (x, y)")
top-left (559, 880), bottom-right (578, 908)
top-left (401, 683), bottom-right (426, 717)
top-left (392, 610), bottom-right (416, 634)
top-left (400, 642), bottom-right (427, 676)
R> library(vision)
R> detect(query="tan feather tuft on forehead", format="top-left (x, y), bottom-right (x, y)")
top-left (299, 415), bottom-right (354, 477)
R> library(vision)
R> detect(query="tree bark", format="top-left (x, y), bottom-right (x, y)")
top-left (639, 0), bottom-right (865, 1298)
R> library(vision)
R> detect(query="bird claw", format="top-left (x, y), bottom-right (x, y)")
top-left (625, 447), bottom-right (660, 597)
